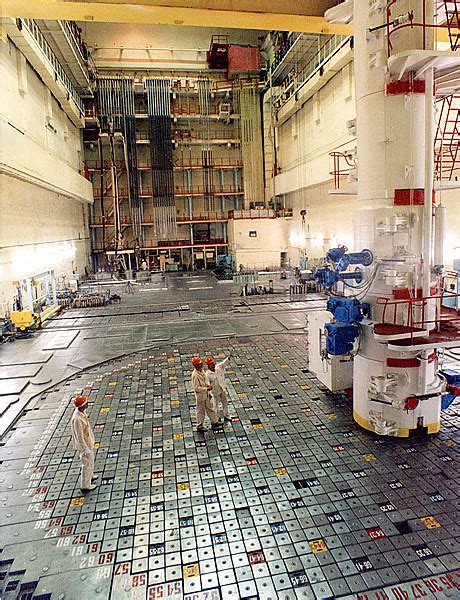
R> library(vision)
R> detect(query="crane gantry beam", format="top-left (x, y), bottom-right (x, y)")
top-left (1, 0), bottom-right (352, 34)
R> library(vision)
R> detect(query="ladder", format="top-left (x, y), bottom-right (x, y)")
top-left (444, 0), bottom-right (460, 51)
top-left (434, 95), bottom-right (460, 181)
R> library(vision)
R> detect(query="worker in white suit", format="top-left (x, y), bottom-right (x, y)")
top-left (71, 395), bottom-right (98, 493)
top-left (205, 355), bottom-right (233, 422)
top-left (191, 357), bottom-right (219, 433)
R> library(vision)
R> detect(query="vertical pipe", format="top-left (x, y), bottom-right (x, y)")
top-left (98, 137), bottom-right (106, 252)
top-left (434, 204), bottom-right (446, 266)
top-left (420, 67), bottom-right (435, 393)
top-left (26, 277), bottom-right (33, 311)
top-left (51, 271), bottom-right (57, 304)
top-left (423, 68), bottom-right (434, 307)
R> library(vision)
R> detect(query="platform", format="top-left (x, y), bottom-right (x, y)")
top-left (0, 275), bottom-right (458, 600)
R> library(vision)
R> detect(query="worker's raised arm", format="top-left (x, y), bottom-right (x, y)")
top-left (217, 355), bottom-right (231, 369)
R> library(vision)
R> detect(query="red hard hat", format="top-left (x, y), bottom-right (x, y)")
top-left (205, 357), bottom-right (215, 365)
top-left (74, 395), bottom-right (88, 408)
top-left (191, 357), bottom-right (202, 366)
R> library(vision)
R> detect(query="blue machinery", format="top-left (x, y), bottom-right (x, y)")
top-left (313, 246), bottom-right (459, 412)
top-left (323, 297), bottom-right (371, 355)
top-left (314, 247), bottom-right (373, 356)
top-left (315, 247), bottom-right (373, 289)
top-left (441, 370), bottom-right (460, 410)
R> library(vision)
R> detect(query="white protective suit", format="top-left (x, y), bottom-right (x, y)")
top-left (71, 408), bottom-right (95, 489)
top-left (206, 357), bottom-right (230, 419)
top-left (192, 368), bottom-right (218, 427)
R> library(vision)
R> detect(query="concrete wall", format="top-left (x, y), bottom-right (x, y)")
top-left (0, 175), bottom-right (91, 307)
top-left (227, 217), bottom-right (286, 270)
top-left (284, 182), bottom-right (355, 265)
top-left (273, 63), bottom-right (356, 196)
top-left (440, 190), bottom-right (460, 268)
top-left (0, 38), bottom-right (92, 310)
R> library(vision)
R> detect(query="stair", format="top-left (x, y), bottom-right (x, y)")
top-left (444, 0), bottom-right (460, 51)
top-left (434, 95), bottom-right (460, 181)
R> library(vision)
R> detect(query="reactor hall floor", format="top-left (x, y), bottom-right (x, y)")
top-left (0, 278), bottom-right (459, 600)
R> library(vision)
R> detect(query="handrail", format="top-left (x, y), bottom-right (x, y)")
top-left (93, 186), bottom-right (243, 198)
top-left (172, 129), bottom-right (241, 142)
top-left (174, 185), bottom-right (242, 195)
top-left (85, 158), bottom-right (243, 170)
top-left (89, 209), bottom-right (295, 226)
top-left (90, 212), bottom-right (228, 226)
top-left (229, 208), bottom-right (293, 219)
top-left (329, 152), bottom-right (356, 189)
top-left (20, 19), bottom-right (84, 115)
top-left (140, 239), bottom-right (228, 249)
top-left (176, 212), bottom-right (226, 221)
top-left (434, 95), bottom-right (460, 181)
top-left (387, 0), bottom-right (459, 55)
top-left (273, 35), bottom-right (351, 114)
top-left (174, 157), bottom-right (243, 168)
top-left (375, 292), bottom-right (460, 340)
top-left (58, 20), bottom-right (92, 85)
top-left (269, 32), bottom-right (302, 79)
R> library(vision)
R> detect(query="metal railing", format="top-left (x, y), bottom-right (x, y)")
top-left (60, 20), bottom-right (96, 83)
top-left (269, 32), bottom-right (302, 79)
top-left (229, 208), bottom-right (293, 219)
top-left (92, 185), bottom-right (243, 198)
top-left (329, 151), bottom-right (357, 189)
top-left (274, 35), bottom-right (351, 114)
top-left (376, 291), bottom-right (460, 340)
top-left (142, 238), bottom-right (228, 249)
top-left (174, 184), bottom-right (243, 196)
top-left (19, 19), bottom-right (84, 115)
top-left (84, 157), bottom-right (243, 173)
top-left (387, 0), bottom-right (459, 55)
top-left (89, 209), bottom-right (296, 226)
top-left (174, 157), bottom-right (243, 169)
top-left (58, 21), bottom-right (94, 86)
top-left (176, 212), bottom-right (227, 222)
top-left (434, 95), bottom-right (460, 181)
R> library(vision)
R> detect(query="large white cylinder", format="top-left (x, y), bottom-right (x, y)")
top-left (351, 0), bottom-right (440, 436)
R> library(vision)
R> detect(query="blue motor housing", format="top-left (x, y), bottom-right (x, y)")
top-left (440, 369), bottom-right (460, 411)
top-left (324, 322), bottom-right (359, 355)
top-left (441, 393), bottom-right (456, 410)
top-left (326, 247), bottom-right (346, 265)
top-left (440, 369), bottom-right (460, 386)
top-left (326, 247), bottom-right (374, 272)
top-left (315, 266), bottom-right (340, 288)
top-left (327, 297), bottom-right (370, 324)
top-left (315, 247), bottom-right (374, 290)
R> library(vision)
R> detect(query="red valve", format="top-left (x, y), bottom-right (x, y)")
top-left (404, 396), bottom-right (419, 411)
top-left (446, 384), bottom-right (460, 397)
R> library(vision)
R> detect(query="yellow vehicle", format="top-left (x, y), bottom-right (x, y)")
top-left (10, 310), bottom-right (41, 331)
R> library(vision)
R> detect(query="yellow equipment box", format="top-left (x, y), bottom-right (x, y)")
top-left (10, 310), bottom-right (40, 331)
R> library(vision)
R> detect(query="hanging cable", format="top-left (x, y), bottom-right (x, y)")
top-left (146, 78), bottom-right (176, 239)
top-left (96, 77), bottom-right (142, 253)
top-left (98, 137), bottom-right (106, 252)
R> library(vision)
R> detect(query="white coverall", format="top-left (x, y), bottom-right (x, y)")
top-left (71, 408), bottom-right (95, 489)
top-left (207, 357), bottom-right (230, 419)
top-left (192, 369), bottom-right (218, 427)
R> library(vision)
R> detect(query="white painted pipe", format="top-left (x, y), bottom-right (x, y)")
top-left (434, 204), bottom-right (446, 266)
top-left (423, 68), bottom-right (434, 306)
